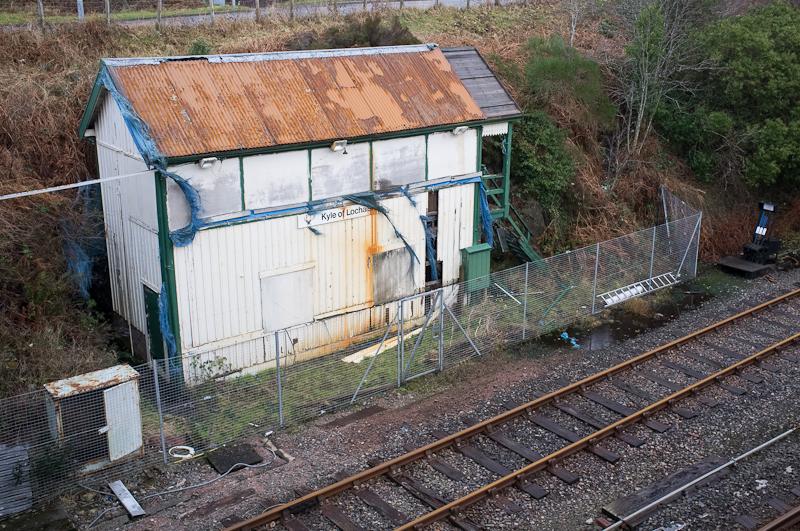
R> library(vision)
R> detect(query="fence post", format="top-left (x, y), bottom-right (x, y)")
top-left (157, 0), bottom-right (162, 28)
top-left (332, 0), bottom-right (338, 15)
top-left (208, 0), bottom-right (215, 23)
top-left (591, 242), bottom-right (600, 314)
top-left (104, 0), bottom-right (110, 24)
top-left (255, 0), bottom-right (261, 21)
top-left (362, 0), bottom-right (366, 10)
top-left (76, 0), bottom-right (85, 20)
top-left (274, 331), bottom-right (284, 428)
top-left (522, 261), bottom-right (529, 340)
top-left (648, 225), bottom-right (657, 279)
top-left (151, 361), bottom-right (168, 465)
top-left (36, 0), bottom-right (45, 28)
top-left (437, 290), bottom-right (445, 372)
top-left (691, 213), bottom-right (702, 278)
top-left (677, 214), bottom-right (702, 278)
top-left (397, 300), bottom-right (404, 386)
top-left (289, 0), bottom-right (294, 20)
top-left (399, 0), bottom-right (404, 9)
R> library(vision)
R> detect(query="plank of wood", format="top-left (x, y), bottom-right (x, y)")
top-left (108, 480), bottom-right (146, 518)
top-left (582, 390), bottom-right (671, 433)
top-left (320, 503), bottom-right (365, 531)
top-left (179, 487), bottom-right (255, 519)
top-left (457, 442), bottom-right (512, 476)
top-left (490, 494), bottom-right (522, 514)
top-left (284, 518), bottom-right (311, 531)
top-left (554, 402), bottom-right (645, 447)
top-left (767, 497), bottom-right (792, 513)
top-left (516, 479), bottom-right (548, 499)
top-left (530, 413), bottom-right (619, 463)
top-left (486, 430), bottom-right (579, 484)
top-left (662, 360), bottom-right (706, 379)
top-left (683, 350), bottom-right (764, 383)
top-left (734, 514), bottom-right (759, 530)
top-left (355, 488), bottom-right (408, 526)
top-left (387, 473), bottom-right (484, 531)
top-left (603, 457), bottom-right (725, 526)
top-left (428, 456), bottom-right (467, 482)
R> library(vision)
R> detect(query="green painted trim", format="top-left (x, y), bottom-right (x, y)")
top-left (154, 171), bottom-right (183, 369)
top-left (369, 141), bottom-right (374, 191)
top-left (424, 134), bottom-right (429, 181)
top-left (164, 118), bottom-right (521, 165)
top-left (77, 69), bottom-right (106, 138)
top-left (239, 157), bottom-right (246, 211)
top-left (473, 125), bottom-right (483, 245)
top-left (502, 123), bottom-right (513, 219)
top-left (307, 148), bottom-right (313, 202)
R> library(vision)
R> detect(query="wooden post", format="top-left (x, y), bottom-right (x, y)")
top-left (76, 0), bottom-right (85, 20)
top-left (36, 0), bottom-right (45, 28)
top-left (254, 0), bottom-right (260, 22)
top-left (209, 0), bottom-right (215, 23)
top-left (289, 0), bottom-right (294, 20)
top-left (157, 0), bottom-right (162, 28)
top-left (105, 0), bottom-right (111, 24)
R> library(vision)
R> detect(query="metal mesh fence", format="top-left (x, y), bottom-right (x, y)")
top-left (0, 189), bottom-right (700, 514)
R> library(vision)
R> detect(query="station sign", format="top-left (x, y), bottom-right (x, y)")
top-left (298, 203), bottom-right (371, 228)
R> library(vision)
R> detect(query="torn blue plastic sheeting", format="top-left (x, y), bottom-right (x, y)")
top-left (478, 182), bottom-right (494, 247)
top-left (559, 331), bottom-right (581, 349)
top-left (344, 192), bottom-right (420, 270)
top-left (419, 215), bottom-right (439, 281)
top-left (160, 169), bottom-right (204, 248)
top-left (158, 285), bottom-right (178, 359)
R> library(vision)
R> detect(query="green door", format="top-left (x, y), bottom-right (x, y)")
top-left (143, 286), bottom-right (164, 360)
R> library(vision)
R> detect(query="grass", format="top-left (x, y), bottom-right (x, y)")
top-left (0, 5), bottom-right (246, 25)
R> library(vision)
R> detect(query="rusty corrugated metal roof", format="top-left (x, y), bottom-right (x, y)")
top-left (44, 364), bottom-right (139, 399)
top-left (104, 45), bottom-right (486, 159)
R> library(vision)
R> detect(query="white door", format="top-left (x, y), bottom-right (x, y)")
top-left (103, 380), bottom-right (143, 462)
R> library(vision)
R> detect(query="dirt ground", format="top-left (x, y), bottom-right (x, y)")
top-left (62, 266), bottom-right (800, 530)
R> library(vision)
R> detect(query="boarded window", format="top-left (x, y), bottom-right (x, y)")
top-left (243, 150), bottom-right (309, 210)
top-left (427, 129), bottom-right (478, 180)
top-left (311, 142), bottom-right (370, 200)
top-left (373, 248), bottom-right (416, 304)
top-left (372, 136), bottom-right (426, 190)
top-left (261, 267), bottom-right (314, 331)
top-left (166, 158), bottom-right (242, 230)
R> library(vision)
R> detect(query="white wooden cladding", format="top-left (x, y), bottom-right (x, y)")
top-left (172, 192), bottom-right (430, 351)
top-left (94, 96), bottom-right (161, 334)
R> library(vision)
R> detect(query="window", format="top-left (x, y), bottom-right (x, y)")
top-left (260, 266), bottom-right (314, 331)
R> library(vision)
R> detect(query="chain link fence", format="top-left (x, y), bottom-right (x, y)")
top-left (0, 189), bottom-right (700, 515)
top-left (1, 0), bottom-right (523, 26)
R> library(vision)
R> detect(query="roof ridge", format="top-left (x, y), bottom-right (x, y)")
top-left (103, 43), bottom-right (439, 68)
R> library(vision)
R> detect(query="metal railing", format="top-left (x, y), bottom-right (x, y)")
top-left (0, 189), bottom-right (701, 516)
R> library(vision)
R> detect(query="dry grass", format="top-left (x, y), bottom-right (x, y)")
top-left (0, 6), bottom-right (789, 394)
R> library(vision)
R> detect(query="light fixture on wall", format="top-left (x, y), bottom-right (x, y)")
top-left (452, 126), bottom-right (469, 136)
top-left (198, 157), bottom-right (218, 169)
top-left (330, 139), bottom-right (348, 154)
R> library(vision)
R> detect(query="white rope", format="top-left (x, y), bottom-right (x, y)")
top-left (0, 170), bottom-right (152, 202)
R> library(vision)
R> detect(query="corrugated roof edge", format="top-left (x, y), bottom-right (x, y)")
top-left (441, 46), bottom-right (523, 119)
top-left (103, 43), bottom-right (439, 67)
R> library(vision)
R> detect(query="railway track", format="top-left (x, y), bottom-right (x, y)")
top-left (227, 288), bottom-right (800, 531)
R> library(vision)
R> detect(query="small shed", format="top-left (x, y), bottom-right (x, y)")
top-left (78, 44), bottom-right (521, 379)
top-left (44, 365), bottom-right (143, 471)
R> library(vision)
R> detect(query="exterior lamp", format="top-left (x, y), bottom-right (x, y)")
top-left (198, 157), bottom-right (218, 169)
top-left (330, 140), bottom-right (348, 154)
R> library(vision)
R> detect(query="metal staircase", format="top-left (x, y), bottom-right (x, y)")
top-left (482, 171), bottom-right (543, 263)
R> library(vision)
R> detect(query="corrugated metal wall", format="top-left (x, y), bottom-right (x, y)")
top-left (94, 96), bottom-right (161, 335)
top-left (438, 184), bottom-right (476, 284)
top-left (173, 192), bottom-right (432, 371)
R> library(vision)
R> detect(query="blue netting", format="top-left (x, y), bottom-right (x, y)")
top-left (344, 192), bottom-right (420, 270)
top-left (158, 285), bottom-right (178, 359)
top-left (160, 169), bottom-right (204, 248)
top-left (419, 214), bottom-right (439, 282)
top-left (63, 236), bottom-right (93, 300)
top-left (478, 182), bottom-right (495, 247)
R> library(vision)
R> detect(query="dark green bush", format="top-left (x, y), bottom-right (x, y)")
top-left (511, 112), bottom-right (576, 217)
top-left (524, 35), bottom-right (616, 130)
